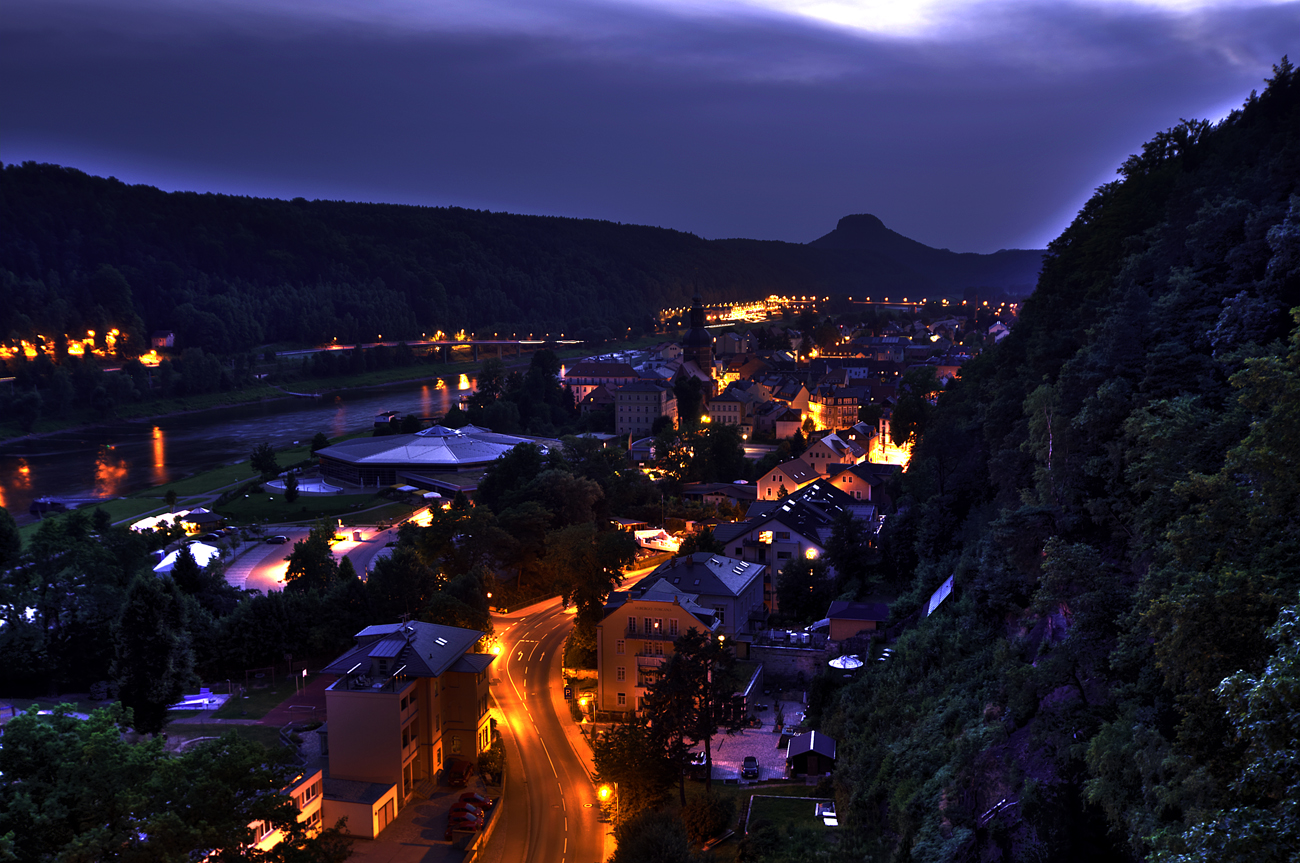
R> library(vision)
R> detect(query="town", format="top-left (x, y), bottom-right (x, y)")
top-left (0, 290), bottom-right (1019, 862)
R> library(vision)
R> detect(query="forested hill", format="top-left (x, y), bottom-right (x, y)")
top-left (823, 60), bottom-right (1300, 861)
top-left (0, 164), bottom-right (1041, 355)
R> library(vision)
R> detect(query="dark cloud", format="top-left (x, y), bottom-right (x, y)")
top-left (2, 0), bottom-right (1297, 252)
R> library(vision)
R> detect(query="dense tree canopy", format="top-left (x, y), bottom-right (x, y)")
top-left (813, 59), bottom-right (1300, 863)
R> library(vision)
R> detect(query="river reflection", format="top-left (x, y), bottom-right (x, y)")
top-left (0, 376), bottom-right (473, 518)
top-left (95, 446), bottom-right (130, 498)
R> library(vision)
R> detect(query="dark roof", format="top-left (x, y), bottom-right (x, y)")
top-left (324, 778), bottom-right (394, 805)
top-left (322, 621), bottom-right (492, 679)
top-left (617, 379), bottom-right (674, 393)
top-left (827, 600), bottom-right (889, 622)
top-left (728, 480), bottom-right (870, 547)
top-left (787, 730), bottom-right (837, 760)
top-left (566, 362), bottom-right (639, 378)
top-left (639, 552), bottom-right (765, 599)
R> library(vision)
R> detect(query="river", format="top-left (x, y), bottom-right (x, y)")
top-left (0, 374), bottom-right (476, 519)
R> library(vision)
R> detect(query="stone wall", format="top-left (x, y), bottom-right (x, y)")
top-left (750, 644), bottom-right (831, 686)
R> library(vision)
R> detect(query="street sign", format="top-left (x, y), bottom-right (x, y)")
top-left (563, 685), bottom-right (572, 700)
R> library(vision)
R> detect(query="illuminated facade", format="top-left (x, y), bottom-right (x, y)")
top-left (320, 622), bottom-right (495, 836)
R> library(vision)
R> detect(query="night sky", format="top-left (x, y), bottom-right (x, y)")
top-left (3, 1), bottom-right (1298, 253)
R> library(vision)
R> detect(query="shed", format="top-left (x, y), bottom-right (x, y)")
top-left (826, 600), bottom-right (889, 641)
top-left (786, 730), bottom-right (837, 777)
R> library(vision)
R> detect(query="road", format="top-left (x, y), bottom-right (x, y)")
top-left (484, 600), bottom-right (608, 863)
top-left (224, 522), bottom-right (408, 593)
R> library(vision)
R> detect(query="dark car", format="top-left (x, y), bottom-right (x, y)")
top-left (445, 758), bottom-right (474, 787)
top-left (266, 535), bottom-right (289, 544)
top-left (450, 802), bottom-right (484, 820)
top-left (741, 755), bottom-right (760, 779)
top-left (448, 811), bottom-right (482, 830)
top-left (459, 792), bottom-right (495, 811)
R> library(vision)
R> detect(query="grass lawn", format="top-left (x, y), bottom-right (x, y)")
top-left (19, 497), bottom-right (168, 547)
top-left (213, 675), bottom-right (321, 720)
top-left (216, 491), bottom-right (386, 524)
top-left (145, 462), bottom-right (262, 498)
top-left (165, 722), bottom-right (287, 751)
top-left (340, 501), bottom-right (415, 526)
top-left (676, 783), bottom-right (827, 862)
top-left (746, 794), bottom-right (837, 833)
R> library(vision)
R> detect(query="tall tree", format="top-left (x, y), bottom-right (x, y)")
top-left (0, 703), bottom-right (353, 863)
top-left (111, 574), bottom-right (197, 735)
top-left (251, 442), bottom-right (280, 478)
top-left (283, 523), bottom-right (339, 594)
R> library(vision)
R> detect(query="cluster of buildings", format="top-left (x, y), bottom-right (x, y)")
top-left (565, 294), bottom-right (984, 463)
top-left (595, 478), bottom-right (889, 718)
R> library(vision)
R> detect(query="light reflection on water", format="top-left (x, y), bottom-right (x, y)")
top-left (152, 426), bottom-right (166, 485)
top-left (0, 375), bottom-right (474, 517)
top-left (95, 446), bottom-right (130, 497)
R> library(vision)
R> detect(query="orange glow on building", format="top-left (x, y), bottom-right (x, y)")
top-left (870, 435), bottom-right (912, 468)
top-left (1, 329), bottom-right (131, 362)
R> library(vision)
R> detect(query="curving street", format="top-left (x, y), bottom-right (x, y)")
top-left (482, 599), bottom-right (609, 863)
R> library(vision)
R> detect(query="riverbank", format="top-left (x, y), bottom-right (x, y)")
top-left (0, 331), bottom-right (679, 446)
top-left (0, 360), bottom-right (473, 446)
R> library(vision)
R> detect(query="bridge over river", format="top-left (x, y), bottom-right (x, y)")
top-left (276, 337), bottom-right (584, 363)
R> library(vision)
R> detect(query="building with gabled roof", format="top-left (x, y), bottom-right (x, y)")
top-left (563, 361), bottom-right (641, 401)
top-left (803, 432), bottom-right (867, 476)
top-left (579, 384), bottom-right (616, 414)
top-left (633, 553), bottom-right (767, 638)
top-left (825, 462), bottom-right (888, 501)
top-left (615, 379), bottom-right (677, 437)
top-left (596, 584), bottom-right (719, 716)
top-left (715, 480), bottom-right (875, 610)
top-left (787, 730), bottom-right (837, 777)
top-left (319, 621), bottom-right (495, 835)
top-left (826, 600), bottom-right (890, 640)
top-left (756, 457), bottom-right (818, 500)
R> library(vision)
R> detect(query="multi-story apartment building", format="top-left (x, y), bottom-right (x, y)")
top-left (595, 583), bottom-right (719, 716)
top-left (615, 380), bottom-right (677, 437)
top-left (319, 622), bottom-right (495, 837)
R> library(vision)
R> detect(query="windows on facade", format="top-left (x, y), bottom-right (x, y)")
top-left (617, 666), bottom-right (626, 681)
top-left (668, 619), bottom-right (679, 636)
top-left (627, 616), bottom-right (637, 635)
top-left (616, 639), bottom-right (625, 655)
top-left (654, 641), bottom-right (664, 656)
top-left (617, 692), bottom-right (627, 706)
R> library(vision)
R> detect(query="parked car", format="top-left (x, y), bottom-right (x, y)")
top-left (459, 792), bottom-right (495, 811)
top-left (448, 813), bottom-right (481, 831)
top-left (445, 758), bottom-right (474, 787)
top-left (741, 756), bottom-right (760, 779)
top-left (449, 802), bottom-right (485, 825)
top-left (266, 535), bottom-right (289, 544)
